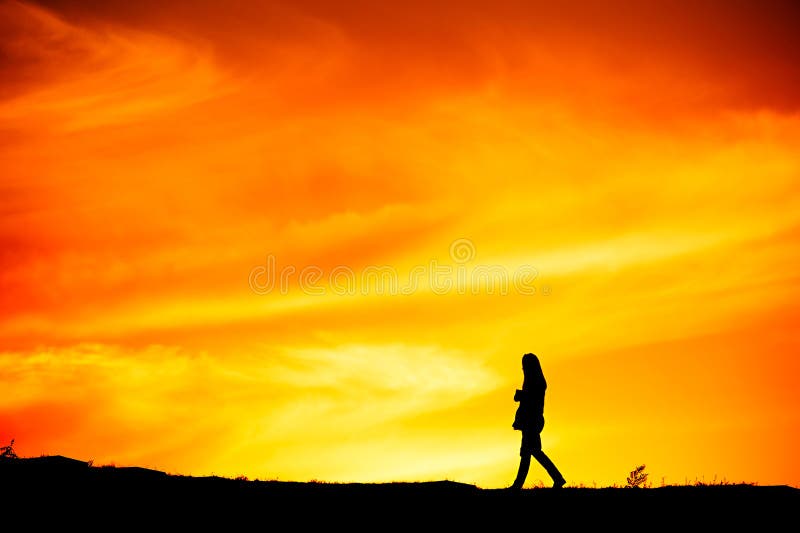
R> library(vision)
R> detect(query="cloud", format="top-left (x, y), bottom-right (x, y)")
top-left (26, 0), bottom-right (800, 112)
top-left (1, 0), bottom-right (799, 486)
top-left (0, 341), bottom-right (499, 475)
top-left (0, 0), bottom-right (229, 132)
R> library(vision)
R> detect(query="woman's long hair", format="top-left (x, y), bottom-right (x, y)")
top-left (522, 353), bottom-right (547, 392)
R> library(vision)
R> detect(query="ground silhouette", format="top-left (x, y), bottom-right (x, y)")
top-left (2, 454), bottom-right (797, 527)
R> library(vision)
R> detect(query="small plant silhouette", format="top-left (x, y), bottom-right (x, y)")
top-left (626, 464), bottom-right (649, 488)
top-left (1, 439), bottom-right (18, 459)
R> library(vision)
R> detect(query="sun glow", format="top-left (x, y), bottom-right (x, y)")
top-left (1, 0), bottom-right (799, 487)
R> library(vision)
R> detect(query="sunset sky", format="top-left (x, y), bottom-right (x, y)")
top-left (1, 0), bottom-right (799, 488)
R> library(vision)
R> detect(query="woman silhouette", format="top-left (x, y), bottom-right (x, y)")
top-left (511, 353), bottom-right (566, 489)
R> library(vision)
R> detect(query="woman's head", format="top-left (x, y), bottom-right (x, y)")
top-left (522, 353), bottom-right (541, 373)
top-left (522, 353), bottom-right (546, 389)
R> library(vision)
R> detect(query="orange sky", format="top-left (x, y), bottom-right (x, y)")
top-left (1, 0), bottom-right (799, 487)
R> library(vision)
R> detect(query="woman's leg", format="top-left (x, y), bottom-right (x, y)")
top-left (532, 449), bottom-right (566, 487)
top-left (511, 431), bottom-right (532, 489)
top-left (511, 453), bottom-right (531, 489)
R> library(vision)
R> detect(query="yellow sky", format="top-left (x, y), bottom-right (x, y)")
top-left (1, 0), bottom-right (799, 487)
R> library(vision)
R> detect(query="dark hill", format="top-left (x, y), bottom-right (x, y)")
top-left (2, 456), bottom-right (796, 528)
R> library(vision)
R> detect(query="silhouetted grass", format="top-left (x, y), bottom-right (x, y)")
top-left (2, 451), bottom-right (796, 528)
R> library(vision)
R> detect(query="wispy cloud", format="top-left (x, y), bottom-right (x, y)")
top-left (1, 0), bottom-right (799, 487)
top-left (0, 1), bottom-right (229, 132)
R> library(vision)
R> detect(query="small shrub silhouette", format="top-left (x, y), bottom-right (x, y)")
top-left (626, 465), bottom-right (649, 488)
top-left (1, 439), bottom-right (17, 459)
